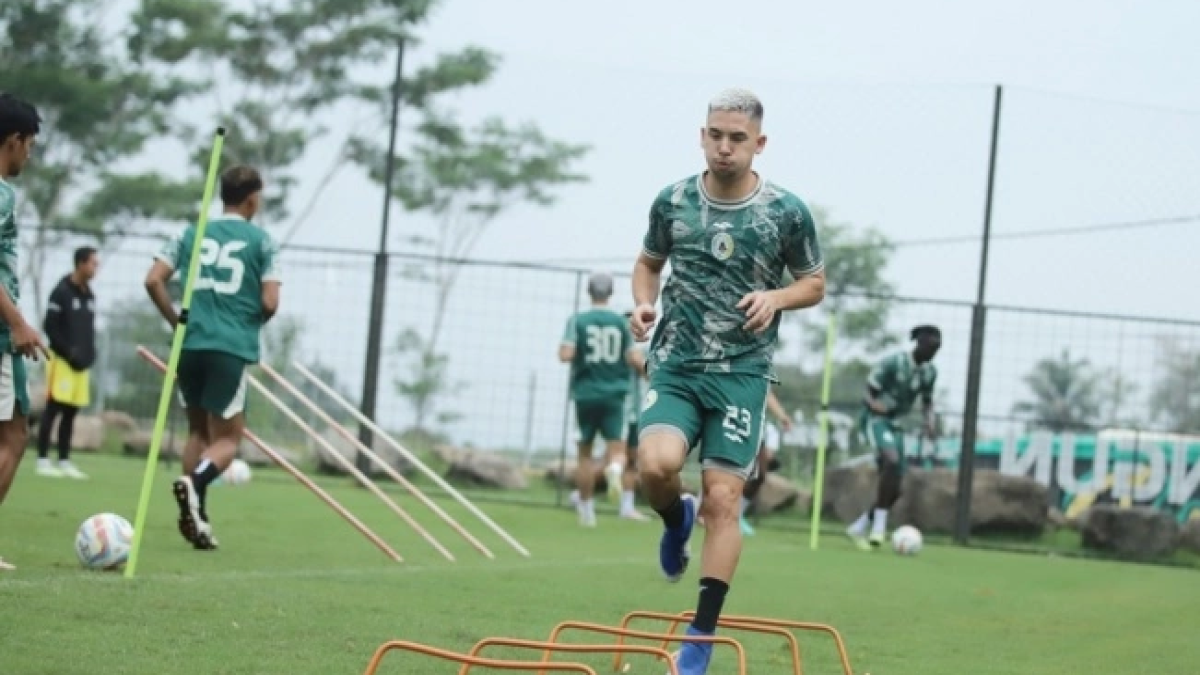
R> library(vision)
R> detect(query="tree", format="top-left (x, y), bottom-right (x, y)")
top-left (128, 0), bottom-right (476, 233)
top-left (0, 0), bottom-right (200, 320)
top-left (794, 206), bottom-right (898, 355)
top-left (1012, 348), bottom-right (1103, 433)
top-left (1148, 337), bottom-right (1200, 434)
top-left (351, 96), bottom-right (590, 432)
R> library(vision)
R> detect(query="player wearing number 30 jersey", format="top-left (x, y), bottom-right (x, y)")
top-left (559, 272), bottom-right (646, 527)
top-left (145, 165), bottom-right (282, 552)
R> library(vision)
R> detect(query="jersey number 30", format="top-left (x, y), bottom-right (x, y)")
top-left (585, 325), bottom-right (623, 364)
top-left (195, 239), bottom-right (247, 295)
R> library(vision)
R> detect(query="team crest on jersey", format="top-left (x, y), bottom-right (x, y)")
top-left (710, 232), bottom-right (735, 261)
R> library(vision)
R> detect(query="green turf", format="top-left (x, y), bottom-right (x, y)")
top-left (2, 453), bottom-right (1198, 675)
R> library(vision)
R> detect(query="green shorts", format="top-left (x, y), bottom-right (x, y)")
top-left (177, 349), bottom-right (249, 420)
top-left (0, 353), bottom-right (30, 421)
top-left (859, 411), bottom-right (907, 473)
top-left (575, 398), bottom-right (625, 444)
top-left (637, 369), bottom-right (770, 480)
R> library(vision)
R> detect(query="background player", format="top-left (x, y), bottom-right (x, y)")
top-left (846, 325), bottom-right (941, 550)
top-left (618, 310), bottom-right (650, 521)
top-left (629, 88), bottom-right (825, 674)
top-left (36, 246), bottom-right (99, 480)
top-left (558, 272), bottom-right (644, 527)
top-left (145, 165), bottom-right (282, 551)
top-left (0, 93), bottom-right (45, 572)
top-left (738, 388), bottom-right (792, 536)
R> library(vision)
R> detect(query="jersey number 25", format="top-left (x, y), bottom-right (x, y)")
top-left (195, 239), bottom-right (247, 295)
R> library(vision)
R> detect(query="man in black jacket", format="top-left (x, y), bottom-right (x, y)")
top-left (36, 246), bottom-right (98, 480)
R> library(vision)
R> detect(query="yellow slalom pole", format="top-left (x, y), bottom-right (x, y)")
top-left (808, 313), bottom-right (837, 551)
top-left (124, 128), bottom-right (227, 579)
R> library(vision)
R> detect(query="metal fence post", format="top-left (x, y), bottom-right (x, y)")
top-left (954, 84), bottom-right (1004, 544)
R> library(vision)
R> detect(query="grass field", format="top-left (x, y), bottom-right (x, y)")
top-left (2, 453), bottom-right (1199, 675)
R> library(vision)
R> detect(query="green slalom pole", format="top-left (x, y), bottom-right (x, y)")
top-left (808, 313), bottom-right (837, 551)
top-left (124, 128), bottom-right (227, 579)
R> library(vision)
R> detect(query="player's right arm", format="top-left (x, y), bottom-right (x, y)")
top-left (0, 189), bottom-right (44, 359)
top-left (558, 315), bottom-right (577, 363)
top-left (864, 355), bottom-right (894, 415)
top-left (631, 191), bottom-right (671, 341)
top-left (145, 232), bottom-right (183, 327)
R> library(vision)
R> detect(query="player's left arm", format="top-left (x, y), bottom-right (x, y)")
top-left (765, 388), bottom-right (792, 430)
top-left (920, 371), bottom-right (938, 437)
top-left (260, 233), bottom-right (282, 322)
top-left (740, 202), bottom-right (826, 333)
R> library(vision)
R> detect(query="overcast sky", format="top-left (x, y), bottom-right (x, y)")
top-left (42, 0), bottom-right (1200, 450)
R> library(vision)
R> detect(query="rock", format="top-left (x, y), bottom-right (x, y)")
top-left (752, 474), bottom-right (801, 515)
top-left (101, 410), bottom-right (139, 437)
top-left (1179, 518), bottom-right (1200, 555)
top-left (544, 461), bottom-right (577, 488)
top-left (310, 426), bottom-right (412, 477)
top-left (1047, 507), bottom-right (1068, 528)
top-left (443, 447), bottom-right (527, 490)
top-left (821, 460), bottom-right (879, 523)
top-left (821, 463), bottom-right (1048, 536)
top-left (122, 429), bottom-right (184, 459)
top-left (1081, 505), bottom-right (1179, 560)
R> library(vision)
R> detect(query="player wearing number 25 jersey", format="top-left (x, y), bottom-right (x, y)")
top-left (559, 272), bottom-right (645, 526)
top-left (145, 164), bottom-right (282, 551)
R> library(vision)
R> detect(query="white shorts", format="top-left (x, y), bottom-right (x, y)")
top-left (762, 423), bottom-right (781, 453)
top-left (0, 353), bottom-right (31, 422)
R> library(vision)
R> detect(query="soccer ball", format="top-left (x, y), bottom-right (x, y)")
top-left (75, 513), bottom-right (134, 570)
top-left (220, 458), bottom-right (252, 486)
top-left (891, 525), bottom-right (923, 556)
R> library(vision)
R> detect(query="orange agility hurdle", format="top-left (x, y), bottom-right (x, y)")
top-left (363, 640), bottom-right (597, 675)
top-left (459, 638), bottom-right (678, 675)
top-left (615, 611), bottom-right (801, 675)
top-left (668, 611), bottom-right (855, 675)
top-left (542, 621), bottom-right (747, 675)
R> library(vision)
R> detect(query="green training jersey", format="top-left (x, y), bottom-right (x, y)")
top-left (562, 307), bottom-right (633, 402)
top-left (641, 173), bottom-right (823, 377)
top-left (0, 180), bottom-right (20, 353)
top-left (866, 350), bottom-right (937, 418)
top-left (155, 215), bottom-right (281, 363)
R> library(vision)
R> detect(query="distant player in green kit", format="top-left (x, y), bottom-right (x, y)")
top-left (846, 325), bottom-right (941, 550)
top-left (559, 272), bottom-right (645, 526)
top-left (0, 93), bottom-right (46, 572)
top-left (145, 165), bottom-right (282, 551)
top-left (629, 88), bottom-right (825, 675)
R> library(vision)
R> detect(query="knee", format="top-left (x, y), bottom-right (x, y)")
top-left (700, 479), bottom-right (742, 524)
top-left (636, 436), bottom-right (684, 481)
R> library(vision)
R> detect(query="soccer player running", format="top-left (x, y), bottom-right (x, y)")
top-left (845, 325), bottom-right (941, 550)
top-left (0, 93), bottom-right (47, 572)
top-left (629, 88), bottom-right (825, 675)
top-left (145, 165), bottom-right (281, 551)
top-left (37, 246), bottom-right (99, 480)
top-left (559, 272), bottom-right (645, 526)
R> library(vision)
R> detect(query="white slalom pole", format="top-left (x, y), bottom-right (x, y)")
top-left (291, 361), bottom-right (532, 557)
